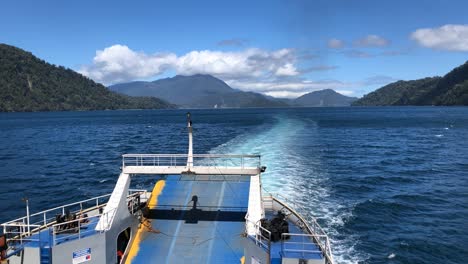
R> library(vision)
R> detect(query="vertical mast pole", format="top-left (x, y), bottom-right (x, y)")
top-left (23, 198), bottom-right (30, 236)
top-left (187, 112), bottom-right (193, 169)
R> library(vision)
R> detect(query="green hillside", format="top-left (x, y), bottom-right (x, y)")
top-left (353, 61), bottom-right (468, 106)
top-left (0, 44), bottom-right (174, 112)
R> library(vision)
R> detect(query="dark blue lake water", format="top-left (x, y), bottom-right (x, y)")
top-left (1, 107), bottom-right (467, 263)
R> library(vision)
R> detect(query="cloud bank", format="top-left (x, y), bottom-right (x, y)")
top-left (411, 24), bottom-right (468, 51)
top-left (80, 45), bottom-right (299, 84)
top-left (79, 44), bottom-right (350, 98)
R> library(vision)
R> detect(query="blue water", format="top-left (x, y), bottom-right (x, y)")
top-left (1, 107), bottom-right (467, 263)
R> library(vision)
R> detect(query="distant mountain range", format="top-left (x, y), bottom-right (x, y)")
top-left (292, 89), bottom-right (357, 107)
top-left (0, 44), bottom-right (174, 112)
top-left (0, 41), bottom-right (359, 112)
top-left (353, 61), bottom-right (468, 106)
top-left (110, 74), bottom-right (288, 108)
top-left (110, 75), bottom-right (356, 108)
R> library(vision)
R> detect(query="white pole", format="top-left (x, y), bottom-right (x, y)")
top-left (187, 113), bottom-right (193, 169)
top-left (25, 198), bottom-right (30, 236)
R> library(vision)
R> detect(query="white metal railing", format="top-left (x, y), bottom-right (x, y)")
top-left (263, 193), bottom-right (334, 264)
top-left (122, 154), bottom-right (261, 169)
top-left (2, 194), bottom-right (111, 235)
top-left (128, 189), bottom-right (148, 214)
top-left (244, 215), bottom-right (271, 253)
top-left (1, 224), bottom-right (41, 245)
top-left (281, 233), bottom-right (330, 259)
top-left (52, 207), bottom-right (116, 245)
top-left (1, 190), bottom-right (147, 248)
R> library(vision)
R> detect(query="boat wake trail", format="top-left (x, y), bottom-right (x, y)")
top-left (208, 115), bottom-right (365, 264)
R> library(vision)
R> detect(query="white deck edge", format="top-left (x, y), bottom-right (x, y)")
top-left (122, 166), bottom-right (260, 175)
top-left (95, 173), bottom-right (130, 231)
top-left (246, 174), bottom-right (264, 236)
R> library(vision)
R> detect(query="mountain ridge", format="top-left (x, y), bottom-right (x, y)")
top-left (110, 74), bottom-right (288, 108)
top-left (0, 43), bottom-right (174, 112)
top-left (293, 89), bottom-right (357, 107)
top-left (353, 61), bottom-right (468, 106)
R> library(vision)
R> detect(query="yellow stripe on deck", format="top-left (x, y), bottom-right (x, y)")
top-left (125, 180), bottom-right (166, 264)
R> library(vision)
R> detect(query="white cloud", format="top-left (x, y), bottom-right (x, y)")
top-left (79, 45), bottom-right (177, 84)
top-left (79, 45), bottom-right (298, 84)
top-left (264, 91), bottom-right (307, 98)
top-left (411, 24), bottom-right (468, 51)
top-left (79, 44), bottom-right (377, 98)
top-left (275, 63), bottom-right (299, 76)
top-left (225, 79), bottom-right (351, 98)
top-left (355, 35), bottom-right (389, 47)
top-left (328, 38), bottom-right (345, 49)
top-left (336, 90), bottom-right (355, 96)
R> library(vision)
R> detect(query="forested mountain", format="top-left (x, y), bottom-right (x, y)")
top-left (353, 61), bottom-right (468, 106)
top-left (293, 89), bottom-right (357, 107)
top-left (0, 44), bottom-right (174, 112)
top-left (110, 74), bottom-right (288, 108)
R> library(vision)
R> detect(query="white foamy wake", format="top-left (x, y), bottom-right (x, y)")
top-left (207, 115), bottom-right (366, 264)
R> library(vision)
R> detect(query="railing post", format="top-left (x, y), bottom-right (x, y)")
top-left (281, 234), bottom-right (284, 256)
top-left (267, 233), bottom-right (271, 264)
top-left (52, 226), bottom-right (56, 246)
top-left (43, 212), bottom-right (47, 227)
top-left (78, 219), bottom-right (81, 240)
top-left (25, 199), bottom-right (31, 236)
top-left (302, 234), bottom-right (305, 258)
top-left (324, 238), bottom-right (328, 258)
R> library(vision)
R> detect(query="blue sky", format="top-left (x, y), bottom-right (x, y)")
top-left (1, 0), bottom-right (468, 97)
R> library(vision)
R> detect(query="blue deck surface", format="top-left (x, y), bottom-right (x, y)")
top-left (263, 211), bottom-right (323, 263)
top-left (270, 223), bottom-right (323, 262)
top-left (131, 175), bottom-right (250, 264)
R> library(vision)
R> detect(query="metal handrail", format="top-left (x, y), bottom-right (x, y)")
top-left (2, 194), bottom-right (112, 227)
top-left (52, 208), bottom-right (116, 245)
top-left (122, 153), bottom-right (261, 168)
top-left (123, 154), bottom-right (261, 158)
top-left (1, 190), bottom-right (147, 247)
top-left (2, 190), bottom-right (146, 227)
top-left (244, 216), bottom-right (271, 251)
top-left (281, 233), bottom-right (329, 258)
top-left (263, 192), bottom-right (328, 237)
top-left (262, 193), bottom-right (334, 264)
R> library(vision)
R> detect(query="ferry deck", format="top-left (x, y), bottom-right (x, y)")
top-left (0, 114), bottom-right (334, 264)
